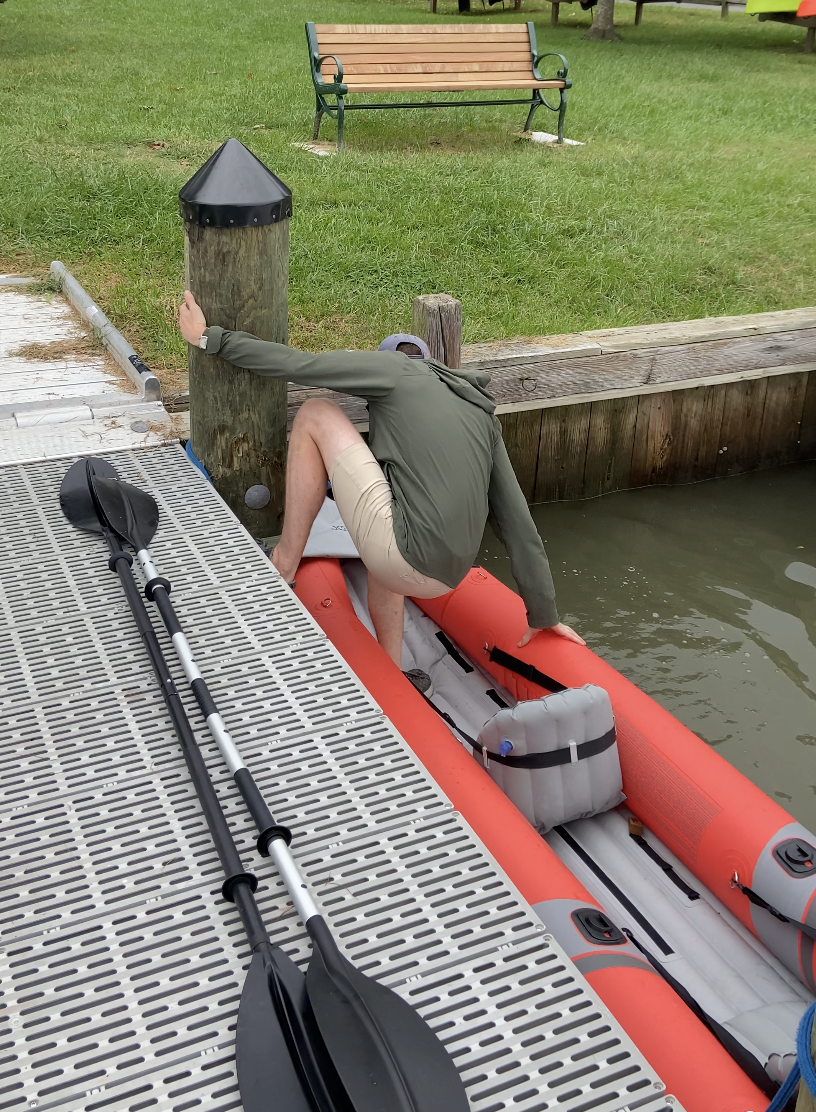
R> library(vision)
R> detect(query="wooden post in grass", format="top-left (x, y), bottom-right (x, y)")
top-left (180, 138), bottom-right (292, 536)
top-left (412, 294), bottom-right (462, 369)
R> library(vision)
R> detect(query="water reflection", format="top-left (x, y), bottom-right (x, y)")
top-left (480, 462), bottom-right (816, 828)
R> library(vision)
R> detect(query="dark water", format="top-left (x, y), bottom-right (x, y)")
top-left (480, 462), bottom-right (816, 831)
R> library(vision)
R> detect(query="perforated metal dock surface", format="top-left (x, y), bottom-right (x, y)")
top-left (0, 445), bottom-right (678, 1112)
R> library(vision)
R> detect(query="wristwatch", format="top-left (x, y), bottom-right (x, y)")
top-left (197, 333), bottom-right (208, 351)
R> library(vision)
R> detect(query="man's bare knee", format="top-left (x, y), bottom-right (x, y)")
top-left (292, 398), bottom-right (364, 468)
top-left (292, 398), bottom-right (346, 438)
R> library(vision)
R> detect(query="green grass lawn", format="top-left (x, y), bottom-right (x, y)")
top-left (0, 0), bottom-right (813, 386)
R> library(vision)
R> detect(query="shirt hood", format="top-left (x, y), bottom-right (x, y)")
top-left (424, 357), bottom-right (496, 415)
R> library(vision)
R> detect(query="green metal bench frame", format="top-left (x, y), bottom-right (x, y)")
top-left (305, 22), bottom-right (571, 148)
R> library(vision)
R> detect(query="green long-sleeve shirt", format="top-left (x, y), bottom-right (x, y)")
top-left (204, 326), bottom-right (559, 628)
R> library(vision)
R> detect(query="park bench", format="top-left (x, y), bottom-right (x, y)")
top-left (306, 22), bottom-right (571, 147)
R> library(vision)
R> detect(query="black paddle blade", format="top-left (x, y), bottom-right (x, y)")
top-left (306, 917), bottom-right (469, 1112)
top-left (238, 943), bottom-right (352, 1112)
top-left (91, 475), bottom-right (159, 550)
top-left (59, 456), bottom-right (120, 534)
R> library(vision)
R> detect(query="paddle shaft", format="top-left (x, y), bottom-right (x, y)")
top-left (136, 544), bottom-right (320, 925)
top-left (105, 532), bottom-right (268, 932)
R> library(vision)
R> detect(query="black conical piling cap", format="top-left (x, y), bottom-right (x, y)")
top-left (179, 139), bottom-right (293, 228)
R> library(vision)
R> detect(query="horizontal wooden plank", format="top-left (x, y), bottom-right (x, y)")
top-left (320, 51), bottom-right (533, 65)
top-left (492, 362), bottom-right (816, 415)
top-left (334, 62), bottom-right (536, 75)
top-left (584, 306), bottom-right (816, 352)
top-left (317, 45), bottom-right (533, 58)
top-left (460, 307), bottom-right (816, 369)
top-left (315, 23), bottom-right (530, 33)
top-left (345, 79), bottom-right (562, 90)
top-left (480, 330), bottom-right (816, 405)
top-left (317, 33), bottom-right (531, 46)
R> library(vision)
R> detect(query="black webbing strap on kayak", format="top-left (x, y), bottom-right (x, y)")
top-left (732, 878), bottom-right (816, 942)
top-left (622, 928), bottom-right (778, 1099)
top-left (424, 697), bottom-right (616, 770)
top-left (629, 834), bottom-right (701, 902)
top-left (488, 646), bottom-right (567, 693)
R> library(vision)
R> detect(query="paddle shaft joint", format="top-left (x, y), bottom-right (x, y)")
top-left (146, 575), bottom-right (294, 853)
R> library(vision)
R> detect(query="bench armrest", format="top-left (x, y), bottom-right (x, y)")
top-left (314, 54), bottom-right (348, 95)
top-left (533, 51), bottom-right (570, 84)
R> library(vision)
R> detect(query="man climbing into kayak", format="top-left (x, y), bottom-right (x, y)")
top-left (178, 291), bottom-right (585, 680)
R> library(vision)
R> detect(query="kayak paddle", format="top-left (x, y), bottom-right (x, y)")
top-left (62, 456), bottom-right (470, 1112)
top-left (60, 457), bottom-right (351, 1112)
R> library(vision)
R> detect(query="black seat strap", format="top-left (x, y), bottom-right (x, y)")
top-left (424, 697), bottom-right (615, 770)
top-left (732, 878), bottom-right (816, 942)
top-left (488, 646), bottom-right (567, 693)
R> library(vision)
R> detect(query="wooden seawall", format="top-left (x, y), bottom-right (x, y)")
top-left (463, 307), bottom-right (816, 502)
top-left (252, 306), bottom-right (816, 506)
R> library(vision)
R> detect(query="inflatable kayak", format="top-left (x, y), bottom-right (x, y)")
top-left (295, 554), bottom-right (816, 1112)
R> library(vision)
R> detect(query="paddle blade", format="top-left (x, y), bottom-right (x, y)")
top-left (306, 917), bottom-right (468, 1112)
top-left (59, 456), bottom-right (120, 534)
top-left (237, 943), bottom-right (352, 1112)
top-left (92, 475), bottom-right (160, 550)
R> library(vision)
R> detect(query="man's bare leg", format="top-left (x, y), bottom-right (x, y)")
top-left (274, 398), bottom-right (408, 667)
top-left (271, 399), bottom-right (363, 584)
top-left (367, 575), bottom-right (405, 668)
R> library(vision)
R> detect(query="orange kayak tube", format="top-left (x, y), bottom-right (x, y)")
top-left (420, 569), bottom-right (816, 994)
top-left (295, 559), bottom-right (768, 1112)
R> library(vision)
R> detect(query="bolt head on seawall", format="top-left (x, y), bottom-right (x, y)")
top-left (294, 557), bottom-right (769, 1112)
top-left (417, 567), bottom-right (816, 993)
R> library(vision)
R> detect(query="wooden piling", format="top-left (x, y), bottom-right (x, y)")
top-left (180, 138), bottom-right (292, 535)
top-left (412, 294), bottom-right (462, 369)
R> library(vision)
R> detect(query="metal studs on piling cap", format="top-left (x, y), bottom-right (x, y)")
top-left (178, 138), bottom-right (293, 228)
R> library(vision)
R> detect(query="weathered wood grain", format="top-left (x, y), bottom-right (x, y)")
top-left (534, 402), bottom-right (591, 502)
top-left (664, 383), bottom-right (727, 485)
top-left (585, 307), bottom-right (816, 351)
top-left (756, 371), bottom-right (810, 469)
top-left (715, 377), bottom-right (769, 478)
top-left (630, 392), bottom-right (675, 488)
top-left (499, 408), bottom-right (543, 501)
top-left (798, 372), bottom-right (816, 461)
top-left (582, 396), bottom-right (638, 498)
top-left (474, 329), bottom-right (816, 408)
top-left (644, 329), bottom-right (816, 386)
top-left (484, 349), bottom-right (655, 406)
top-left (186, 221), bottom-right (289, 535)
top-left (413, 293), bottom-right (462, 369)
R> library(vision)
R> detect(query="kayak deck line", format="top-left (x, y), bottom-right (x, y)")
top-left (0, 445), bottom-right (677, 1112)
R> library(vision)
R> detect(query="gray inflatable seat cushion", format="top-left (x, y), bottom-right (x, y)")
top-left (477, 685), bottom-right (624, 832)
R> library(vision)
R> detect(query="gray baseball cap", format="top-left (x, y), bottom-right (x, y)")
top-left (378, 333), bottom-right (431, 359)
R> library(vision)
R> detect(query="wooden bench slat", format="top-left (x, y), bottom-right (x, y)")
top-left (324, 62), bottom-right (536, 75)
top-left (344, 79), bottom-right (565, 91)
top-left (317, 33), bottom-right (530, 45)
top-left (315, 23), bottom-right (529, 32)
top-left (317, 47), bottom-right (533, 60)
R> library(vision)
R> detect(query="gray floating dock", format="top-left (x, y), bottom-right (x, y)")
top-left (0, 444), bottom-right (678, 1112)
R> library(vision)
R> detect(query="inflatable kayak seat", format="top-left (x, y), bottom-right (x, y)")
top-left (477, 684), bottom-right (623, 831)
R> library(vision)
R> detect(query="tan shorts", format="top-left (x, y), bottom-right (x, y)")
top-left (329, 442), bottom-right (451, 600)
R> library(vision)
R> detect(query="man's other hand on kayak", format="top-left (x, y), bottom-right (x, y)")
top-left (518, 623), bottom-right (586, 648)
